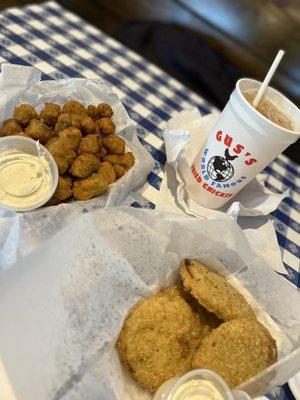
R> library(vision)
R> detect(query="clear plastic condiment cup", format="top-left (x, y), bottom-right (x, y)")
top-left (0, 136), bottom-right (58, 212)
top-left (153, 370), bottom-right (252, 400)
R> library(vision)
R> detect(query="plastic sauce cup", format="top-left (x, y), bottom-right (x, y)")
top-left (0, 136), bottom-right (58, 212)
top-left (184, 79), bottom-right (300, 209)
top-left (153, 369), bottom-right (252, 400)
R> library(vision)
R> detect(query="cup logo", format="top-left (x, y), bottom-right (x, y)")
top-left (207, 148), bottom-right (238, 182)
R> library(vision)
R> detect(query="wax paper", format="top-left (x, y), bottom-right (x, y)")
top-left (0, 207), bottom-right (299, 400)
top-left (159, 108), bottom-right (289, 219)
top-left (0, 64), bottom-right (154, 269)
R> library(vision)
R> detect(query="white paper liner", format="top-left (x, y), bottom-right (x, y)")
top-left (0, 207), bottom-right (299, 400)
top-left (161, 107), bottom-right (289, 220)
top-left (0, 64), bottom-right (154, 269)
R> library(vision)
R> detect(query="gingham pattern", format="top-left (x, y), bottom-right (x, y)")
top-left (0, 2), bottom-right (298, 399)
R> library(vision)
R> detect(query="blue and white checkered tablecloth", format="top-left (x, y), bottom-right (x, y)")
top-left (0, 1), bottom-right (298, 399)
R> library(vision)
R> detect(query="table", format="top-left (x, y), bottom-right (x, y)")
top-left (0, 1), bottom-right (298, 399)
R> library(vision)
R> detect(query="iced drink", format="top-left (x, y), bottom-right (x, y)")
top-left (183, 79), bottom-right (300, 209)
top-left (243, 89), bottom-right (294, 131)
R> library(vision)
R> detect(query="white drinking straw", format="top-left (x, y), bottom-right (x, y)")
top-left (252, 49), bottom-right (285, 108)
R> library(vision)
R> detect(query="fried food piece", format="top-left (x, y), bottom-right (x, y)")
top-left (69, 153), bottom-right (101, 178)
top-left (191, 319), bottom-right (277, 388)
top-left (62, 100), bottom-right (87, 115)
top-left (50, 175), bottom-right (72, 203)
top-left (0, 119), bottom-right (23, 136)
top-left (58, 128), bottom-right (82, 151)
top-left (24, 119), bottom-right (52, 143)
top-left (103, 154), bottom-right (120, 164)
top-left (77, 134), bottom-right (101, 154)
top-left (98, 146), bottom-right (107, 158)
top-left (73, 172), bottom-right (108, 200)
top-left (54, 112), bottom-right (82, 134)
top-left (96, 117), bottom-right (115, 136)
top-left (80, 115), bottom-right (96, 135)
top-left (97, 103), bottom-right (113, 118)
top-left (87, 104), bottom-right (99, 120)
top-left (39, 103), bottom-right (61, 126)
top-left (102, 134), bottom-right (125, 155)
top-left (52, 155), bottom-right (70, 174)
top-left (98, 161), bottom-right (116, 184)
top-left (117, 286), bottom-right (208, 392)
top-left (13, 104), bottom-right (38, 127)
top-left (180, 259), bottom-right (255, 321)
top-left (120, 152), bottom-right (135, 168)
top-left (46, 137), bottom-right (76, 161)
top-left (114, 164), bottom-right (126, 179)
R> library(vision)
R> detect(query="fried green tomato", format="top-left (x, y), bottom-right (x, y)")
top-left (77, 133), bottom-right (101, 154)
top-left (102, 134), bottom-right (125, 155)
top-left (191, 319), bottom-right (277, 388)
top-left (180, 259), bottom-right (255, 321)
top-left (69, 153), bottom-right (101, 178)
top-left (0, 119), bottom-right (23, 136)
top-left (62, 100), bottom-right (87, 115)
top-left (97, 103), bottom-right (113, 118)
top-left (98, 161), bottom-right (116, 184)
top-left (39, 103), bottom-right (61, 127)
top-left (13, 104), bottom-right (38, 127)
top-left (96, 117), bottom-right (115, 136)
top-left (72, 172), bottom-right (108, 200)
top-left (117, 286), bottom-right (208, 393)
top-left (24, 119), bottom-right (52, 143)
top-left (113, 164), bottom-right (126, 179)
top-left (49, 175), bottom-right (72, 204)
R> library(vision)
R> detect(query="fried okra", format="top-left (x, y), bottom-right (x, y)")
top-left (96, 117), bottom-right (115, 136)
top-left (0, 119), bottom-right (23, 136)
top-left (25, 119), bottom-right (52, 143)
top-left (39, 103), bottom-right (61, 127)
top-left (97, 103), bottom-right (113, 118)
top-left (73, 172), bottom-right (108, 200)
top-left (77, 133), bottom-right (101, 154)
top-left (102, 134), bottom-right (125, 155)
top-left (13, 104), bottom-right (38, 127)
top-left (69, 153), bottom-right (101, 178)
top-left (62, 100), bottom-right (87, 115)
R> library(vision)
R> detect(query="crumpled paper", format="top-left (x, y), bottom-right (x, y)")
top-left (160, 107), bottom-right (289, 220)
top-left (0, 64), bottom-right (154, 269)
top-left (0, 207), bottom-right (299, 400)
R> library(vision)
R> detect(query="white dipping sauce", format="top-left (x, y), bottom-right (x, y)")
top-left (169, 379), bottom-right (225, 400)
top-left (0, 149), bottom-right (52, 209)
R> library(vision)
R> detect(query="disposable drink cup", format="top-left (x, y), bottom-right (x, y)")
top-left (185, 78), bottom-right (300, 209)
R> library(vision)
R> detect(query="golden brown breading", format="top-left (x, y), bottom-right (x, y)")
top-left (180, 259), bottom-right (255, 321)
top-left (73, 172), bottom-right (108, 200)
top-left (69, 153), bottom-right (101, 178)
top-left (24, 119), bottom-right (52, 143)
top-left (13, 104), bottom-right (38, 127)
top-left (52, 155), bottom-right (70, 174)
top-left (113, 164), bottom-right (126, 179)
top-left (103, 154), bottom-right (121, 164)
top-left (191, 318), bottom-right (277, 388)
top-left (97, 103), bottom-right (113, 118)
top-left (102, 134), bottom-right (125, 155)
top-left (50, 175), bottom-right (72, 203)
top-left (117, 286), bottom-right (208, 393)
top-left (80, 116), bottom-right (96, 135)
top-left (46, 137), bottom-right (76, 161)
top-left (77, 133), bottom-right (101, 154)
top-left (119, 152), bottom-right (135, 168)
top-left (54, 112), bottom-right (82, 134)
top-left (0, 119), bottom-right (23, 136)
top-left (98, 161), bottom-right (116, 184)
top-left (62, 100), bottom-right (87, 115)
top-left (39, 103), bottom-right (61, 126)
top-left (58, 128), bottom-right (82, 151)
top-left (87, 104), bottom-right (99, 120)
top-left (96, 117), bottom-right (115, 136)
